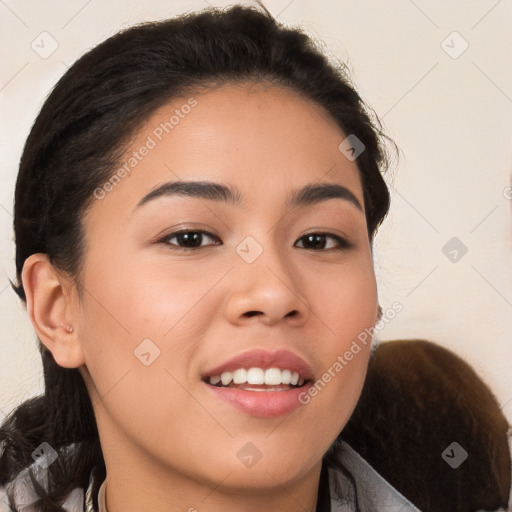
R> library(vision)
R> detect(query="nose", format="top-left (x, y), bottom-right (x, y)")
top-left (223, 240), bottom-right (310, 327)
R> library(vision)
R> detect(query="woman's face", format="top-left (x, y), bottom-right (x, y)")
top-left (76, 82), bottom-right (379, 494)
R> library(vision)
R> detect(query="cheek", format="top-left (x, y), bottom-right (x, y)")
top-left (77, 248), bottom-right (228, 416)
top-left (80, 243), bottom-right (214, 345)
top-left (297, 256), bottom-right (377, 429)
top-left (307, 252), bottom-right (378, 345)
top-left (77, 262), bottom-right (216, 457)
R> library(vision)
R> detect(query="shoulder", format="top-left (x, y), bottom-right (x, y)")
top-left (328, 440), bottom-right (421, 511)
top-left (330, 438), bottom-right (512, 512)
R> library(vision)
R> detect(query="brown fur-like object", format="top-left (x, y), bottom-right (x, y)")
top-left (341, 339), bottom-right (511, 511)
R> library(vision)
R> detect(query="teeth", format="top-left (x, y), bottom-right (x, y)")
top-left (233, 368), bottom-right (247, 384)
top-left (264, 368), bottom-right (281, 385)
top-left (239, 387), bottom-right (285, 392)
top-left (220, 372), bottom-right (233, 386)
top-left (281, 369), bottom-right (292, 385)
top-left (247, 368), bottom-right (265, 385)
top-left (210, 375), bottom-right (221, 385)
top-left (208, 367), bottom-right (307, 387)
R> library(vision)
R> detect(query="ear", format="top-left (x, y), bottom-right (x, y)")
top-left (21, 253), bottom-right (85, 368)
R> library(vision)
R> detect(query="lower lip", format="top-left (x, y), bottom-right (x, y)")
top-left (203, 382), bottom-right (311, 418)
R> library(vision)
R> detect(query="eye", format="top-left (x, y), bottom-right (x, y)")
top-left (295, 232), bottom-right (352, 251)
top-left (158, 230), bottom-right (352, 252)
top-left (160, 230), bottom-right (222, 250)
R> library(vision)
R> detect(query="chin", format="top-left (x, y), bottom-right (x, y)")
top-left (211, 464), bottom-right (310, 494)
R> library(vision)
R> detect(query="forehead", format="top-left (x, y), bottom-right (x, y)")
top-left (86, 82), bottom-right (364, 222)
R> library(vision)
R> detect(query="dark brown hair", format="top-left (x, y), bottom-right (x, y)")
top-left (1, 4), bottom-right (392, 510)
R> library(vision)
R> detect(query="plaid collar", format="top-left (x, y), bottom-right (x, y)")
top-left (84, 467), bottom-right (106, 512)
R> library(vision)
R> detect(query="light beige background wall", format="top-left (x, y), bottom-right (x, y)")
top-left (1, 0), bottom-right (511, 423)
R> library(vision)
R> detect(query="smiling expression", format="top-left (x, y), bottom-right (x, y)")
top-left (74, 80), bottom-right (379, 492)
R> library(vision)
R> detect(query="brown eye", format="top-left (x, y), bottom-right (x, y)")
top-left (295, 233), bottom-right (352, 251)
top-left (161, 230), bottom-right (221, 250)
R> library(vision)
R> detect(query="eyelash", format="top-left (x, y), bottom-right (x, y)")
top-left (158, 230), bottom-right (353, 252)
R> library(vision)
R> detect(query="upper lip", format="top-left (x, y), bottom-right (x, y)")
top-left (201, 348), bottom-right (315, 381)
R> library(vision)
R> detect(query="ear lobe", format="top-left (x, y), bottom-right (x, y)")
top-left (21, 253), bottom-right (85, 368)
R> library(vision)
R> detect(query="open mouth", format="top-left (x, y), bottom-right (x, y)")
top-left (202, 367), bottom-right (310, 391)
top-left (202, 361), bottom-right (314, 417)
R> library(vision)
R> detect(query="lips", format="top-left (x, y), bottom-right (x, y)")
top-left (201, 348), bottom-right (315, 382)
top-left (201, 348), bottom-right (315, 418)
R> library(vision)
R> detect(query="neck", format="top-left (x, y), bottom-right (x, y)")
top-left (91, 396), bottom-right (327, 512)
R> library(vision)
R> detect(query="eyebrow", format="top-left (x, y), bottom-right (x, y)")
top-left (134, 180), bottom-right (363, 212)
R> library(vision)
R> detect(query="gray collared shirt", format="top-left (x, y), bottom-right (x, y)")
top-left (0, 441), bottom-right (422, 511)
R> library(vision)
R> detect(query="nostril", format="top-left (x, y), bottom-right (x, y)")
top-left (245, 311), bottom-right (262, 318)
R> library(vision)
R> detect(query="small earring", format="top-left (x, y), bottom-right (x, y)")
top-left (61, 324), bottom-right (74, 333)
